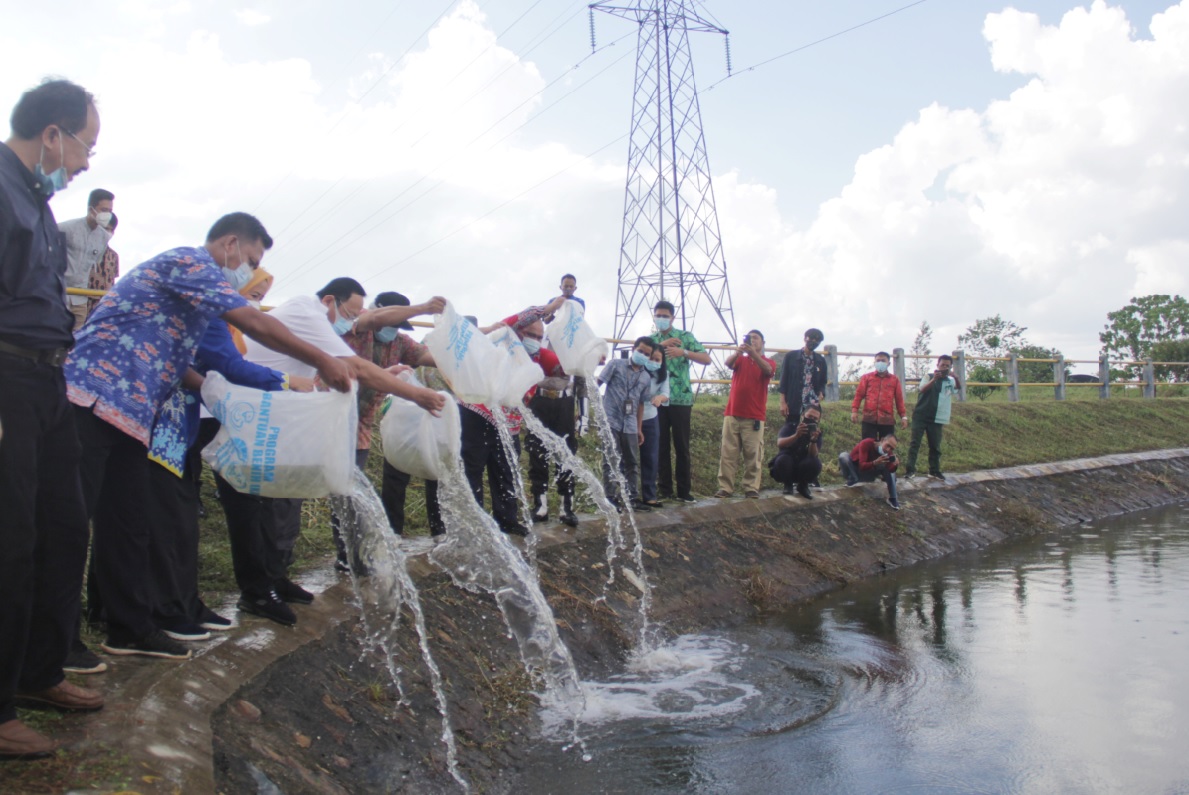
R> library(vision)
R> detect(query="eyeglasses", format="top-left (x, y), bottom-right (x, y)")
top-left (63, 129), bottom-right (96, 159)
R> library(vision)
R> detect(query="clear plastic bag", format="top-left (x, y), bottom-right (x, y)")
top-left (379, 372), bottom-right (461, 481)
top-left (422, 301), bottom-right (542, 407)
top-left (544, 298), bottom-right (608, 376)
top-left (200, 371), bottom-right (358, 498)
top-left (486, 325), bottom-right (547, 407)
top-left (423, 301), bottom-right (501, 404)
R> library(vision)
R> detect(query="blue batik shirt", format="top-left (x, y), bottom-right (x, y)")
top-left (597, 357), bottom-right (652, 435)
top-left (65, 246), bottom-right (248, 472)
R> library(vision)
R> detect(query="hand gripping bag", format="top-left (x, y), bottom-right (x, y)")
top-left (486, 325), bottom-right (547, 407)
top-left (544, 298), bottom-right (608, 376)
top-left (422, 301), bottom-right (502, 404)
top-left (200, 371), bottom-right (358, 498)
top-left (379, 371), bottom-right (461, 481)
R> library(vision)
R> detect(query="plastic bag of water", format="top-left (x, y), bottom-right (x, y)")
top-left (544, 298), bottom-right (608, 376)
top-left (379, 371), bottom-right (461, 480)
top-left (423, 301), bottom-right (500, 404)
top-left (200, 371), bottom-right (358, 498)
top-left (423, 301), bottom-right (542, 407)
top-left (486, 324), bottom-right (549, 407)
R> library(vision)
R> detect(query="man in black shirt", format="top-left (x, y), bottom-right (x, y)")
top-left (778, 328), bottom-right (827, 422)
top-left (770, 404), bottom-right (823, 499)
top-left (0, 79), bottom-right (104, 759)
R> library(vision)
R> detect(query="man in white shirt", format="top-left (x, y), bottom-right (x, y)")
top-left (58, 188), bottom-right (113, 330)
top-left (220, 277), bottom-right (445, 626)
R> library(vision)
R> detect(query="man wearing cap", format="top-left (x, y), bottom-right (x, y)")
top-left (339, 291), bottom-right (446, 557)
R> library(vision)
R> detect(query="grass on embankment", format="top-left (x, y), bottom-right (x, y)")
top-left (193, 396), bottom-right (1189, 595)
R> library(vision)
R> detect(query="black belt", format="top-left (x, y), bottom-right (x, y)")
top-left (0, 339), bottom-right (71, 367)
top-left (536, 387), bottom-right (573, 400)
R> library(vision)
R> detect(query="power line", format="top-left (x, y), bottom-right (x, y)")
top-left (278, 31), bottom-right (633, 281)
top-left (254, 0), bottom-right (462, 213)
top-left (269, 1), bottom-right (591, 256)
top-left (364, 134), bottom-right (628, 280)
top-left (700, 0), bottom-right (930, 94)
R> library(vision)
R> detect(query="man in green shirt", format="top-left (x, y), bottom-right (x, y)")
top-left (904, 354), bottom-right (961, 481)
top-left (650, 300), bottom-right (712, 502)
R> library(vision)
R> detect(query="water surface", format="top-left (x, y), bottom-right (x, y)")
top-left (518, 502), bottom-right (1189, 794)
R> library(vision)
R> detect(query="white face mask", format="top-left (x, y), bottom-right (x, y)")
top-left (248, 300), bottom-right (262, 310)
top-left (95, 210), bottom-right (113, 228)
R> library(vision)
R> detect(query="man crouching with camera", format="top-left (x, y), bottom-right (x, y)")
top-left (770, 404), bottom-right (823, 500)
top-left (838, 433), bottom-right (901, 511)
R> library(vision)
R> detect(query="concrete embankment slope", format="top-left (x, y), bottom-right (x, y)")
top-left (73, 451), bottom-right (1189, 794)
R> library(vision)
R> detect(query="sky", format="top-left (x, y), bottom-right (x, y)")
top-left (4, 0), bottom-right (1187, 372)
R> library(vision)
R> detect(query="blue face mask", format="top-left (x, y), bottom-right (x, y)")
top-left (376, 327), bottom-right (398, 344)
top-left (223, 263), bottom-right (252, 291)
top-left (33, 139), bottom-right (68, 198)
top-left (631, 351), bottom-right (648, 367)
top-left (874, 361), bottom-right (889, 374)
top-left (654, 316), bottom-right (671, 332)
top-left (644, 359), bottom-right (661, 372)
top-left (332, 315), bottom-right (353, 335)
top-left (522, 337), bottom-right (541, 355)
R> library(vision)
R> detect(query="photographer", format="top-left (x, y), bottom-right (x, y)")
top-left (770, 404), bottom-right (823, 499)
top-left (838, 434), bottom-right (901, 510)
top-left (714, 329), bottom-right (775, 499)
top-left (903, 354), bottom-right (960, 480)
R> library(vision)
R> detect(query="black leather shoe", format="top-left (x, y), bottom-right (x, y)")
top-left (560, 510), bottom-right (579, 527)
top-left (796, 482), bottom-right (813, 500)
top-left (500, 523), bottom-right (529, 537)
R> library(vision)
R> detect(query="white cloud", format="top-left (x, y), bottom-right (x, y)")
top-left (719, 0), bottom-right (1189, 360)
top-left (234, 9), bottom-right (271, 26)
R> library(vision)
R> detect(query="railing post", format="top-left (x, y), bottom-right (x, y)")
top-left (1007, 353), bottom-right (1020, 403)
top-left (953, 350), bottom-right (967, 402)
top-left (892, 347), bottom-right (906, 386)
top-left (1054, 355), bottom-right (1066, 401)
top-left (1143, 359), bottom-right (1156, 398)
top-left (824, 344), bottom-right (839, 403)
top-left (1098, 354), bottom-right (1111, 400)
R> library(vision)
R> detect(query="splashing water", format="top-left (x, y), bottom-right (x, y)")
top-left (430, 454), bottom-right (588, 735)
top-left (330, 469), bottom-right (469, 792)
top-left (517, 409), bottom-right (625, 583)
top-left (539, 634), bottom-right (759, 734)
top-left (487, 408), bottom-right (540, 560)
top-left (585, 385), bottom-right (656, 651)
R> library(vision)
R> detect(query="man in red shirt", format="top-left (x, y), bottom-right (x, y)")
top-left (850, 351), bottom-right (907, 440)
top-left (715, 330), bottom-right (775, 498)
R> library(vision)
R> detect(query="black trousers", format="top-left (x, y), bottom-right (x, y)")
top-left (0, 354), bottom-right (89, 723)
top-left (460, 408), bottom-right (520, 528)
top-left (145, 458), bottom-right (201, 627)
top-left (770, 452), bottom-right (823, 487)
top-left (143, 417), bottom-right (219, 627)
top-left (525, 393), bottom-right (576, 498)
top-left (215, 470), bottom-right (293, 597)
top-left (657, 404), bottom-right (693, 499)
top-left (381, 460), bottom-right (443, 536)
top-left (905, 421), bottom-right (945, 476)
top-left (860, 422), bottom-right (895, 441)
top-left (74, 405), bottom-right (162, 643)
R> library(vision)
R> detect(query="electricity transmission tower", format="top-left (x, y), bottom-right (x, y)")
top-left (591, 1), bottom-right (737, 347)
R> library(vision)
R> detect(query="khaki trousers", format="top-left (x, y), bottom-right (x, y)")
top-left (717, 415), bottom-right (765, 493)
top-left (70, 301), bottom-right (88, 331)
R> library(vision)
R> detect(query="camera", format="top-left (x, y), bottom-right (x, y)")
top-left (804, 422), bottom-right (818, 435)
